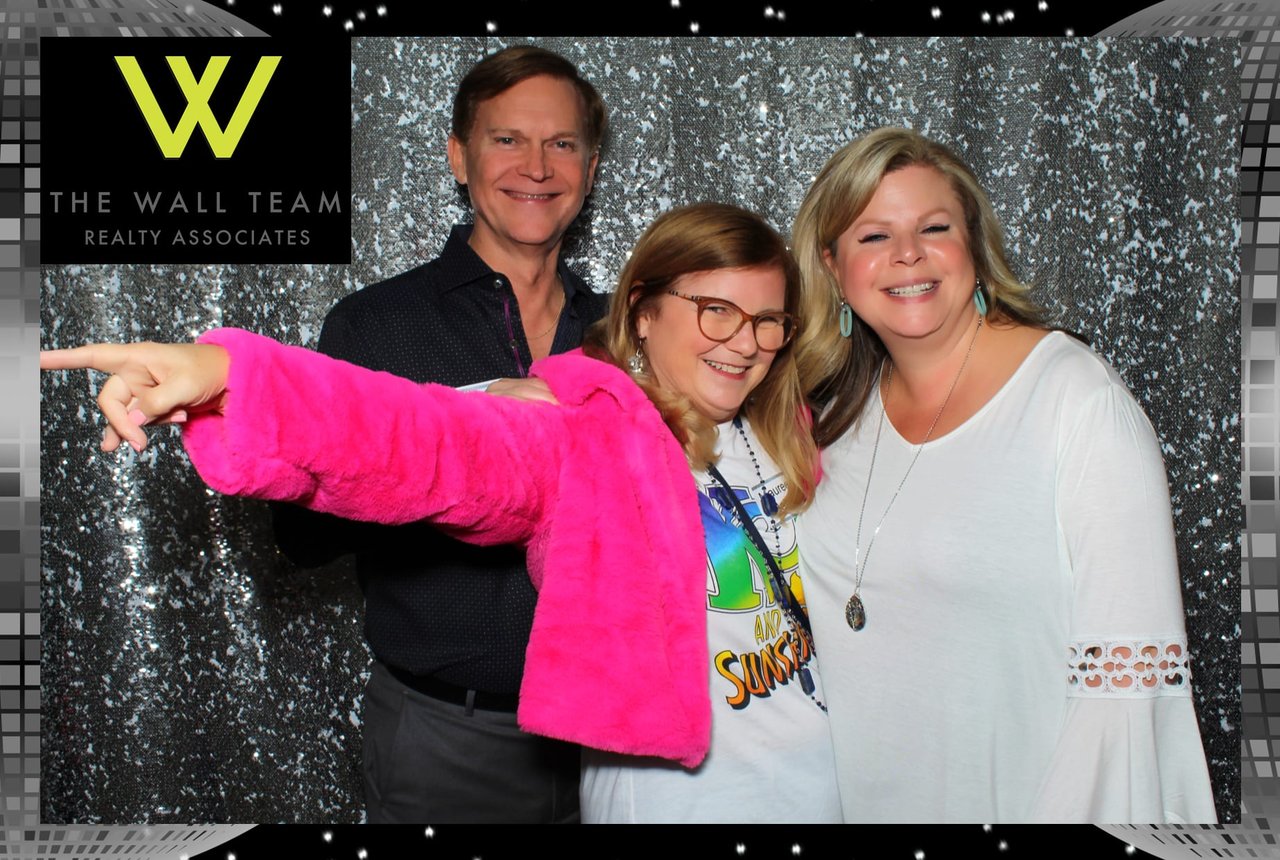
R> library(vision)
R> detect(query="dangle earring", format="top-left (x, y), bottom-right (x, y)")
top-left (838, 302), bottom-right (854, 338)
top-left (973, 278), bottom-right (990, 317)
top-left (627, 338), bottom-right (648, 375)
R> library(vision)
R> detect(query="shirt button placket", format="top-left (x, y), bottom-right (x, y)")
top-left (497, 277), bottom-right (513, 347)
top-left (494, 276), bottom-right (524, 374)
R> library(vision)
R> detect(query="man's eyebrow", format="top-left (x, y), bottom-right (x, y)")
top-left (483, 127), bottom-right (584, 142)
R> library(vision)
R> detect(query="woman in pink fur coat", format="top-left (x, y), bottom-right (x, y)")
top-left (41, 203), bottom-right (842, 823)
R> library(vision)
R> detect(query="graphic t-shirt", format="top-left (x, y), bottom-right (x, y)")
top-left (580, 419), bottom-right (841, 823)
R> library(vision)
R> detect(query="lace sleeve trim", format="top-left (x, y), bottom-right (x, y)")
top-left (1067, 638), bottom-right (1191, 697)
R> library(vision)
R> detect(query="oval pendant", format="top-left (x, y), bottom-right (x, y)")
top-left (845, 593), bottom-right (866, 631)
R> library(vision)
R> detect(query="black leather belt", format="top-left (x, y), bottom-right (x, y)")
top-left (385, 663), bottom-right (520, 713)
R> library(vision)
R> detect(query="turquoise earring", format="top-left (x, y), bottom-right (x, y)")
top-left (973, 279), bottom-right (989, 316)
top-left (838, 302), bottom-right (854, 338)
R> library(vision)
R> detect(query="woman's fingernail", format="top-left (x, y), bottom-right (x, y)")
top-left (129, 438), bottom-right (144, 452)
top-left (128, 409), bottom-right (147, 426)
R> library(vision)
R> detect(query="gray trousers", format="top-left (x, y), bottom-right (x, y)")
top-left (362, 661), bottom-right (581, 823)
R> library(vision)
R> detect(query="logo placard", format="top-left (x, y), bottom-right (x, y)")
top-left (43, 38), bottom-right (350, 264)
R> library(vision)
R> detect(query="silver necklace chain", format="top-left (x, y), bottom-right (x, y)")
top-left (528, 278), bottom-right (565, 341)
top-left (732, 418), bottom-right (782, 556)
top-left (846, 316), bottom-right (984, 631)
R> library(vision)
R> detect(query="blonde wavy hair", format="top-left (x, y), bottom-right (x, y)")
top-left (585, 202), bottom-right (819, 516)
top-left (791, 126), bottom-right (1047, 447)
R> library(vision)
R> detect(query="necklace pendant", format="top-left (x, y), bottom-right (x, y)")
top-left (761, 491), bottom-right (779, 517)
top-left (799, 665), bottom-right (816, 695)
top-left (845, 593), bottom-right (866, 631)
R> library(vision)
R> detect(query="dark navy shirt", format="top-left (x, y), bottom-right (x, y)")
top-left (272, 224), bottom-right (609, 694)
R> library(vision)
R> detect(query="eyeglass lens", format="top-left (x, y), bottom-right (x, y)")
top-left (697, 300), bottom-right (791, 350)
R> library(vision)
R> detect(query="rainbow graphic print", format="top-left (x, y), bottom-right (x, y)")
top-left (698, 482), bottom-right (815, 711)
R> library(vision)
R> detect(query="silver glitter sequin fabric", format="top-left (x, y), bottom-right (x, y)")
top-left (40, 37), bottom-right (1238, 822)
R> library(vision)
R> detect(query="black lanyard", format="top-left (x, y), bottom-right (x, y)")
top-left (705, 462), bottom-right (813, 643)
top-left (705, 462), bottom-right (822, 706)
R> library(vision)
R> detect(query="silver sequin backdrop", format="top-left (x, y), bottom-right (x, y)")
top-left (40, 37), bottom-right (1239, 822)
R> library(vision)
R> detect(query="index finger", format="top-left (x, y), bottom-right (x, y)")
top-left (40, 344), bottom-right (133, 374)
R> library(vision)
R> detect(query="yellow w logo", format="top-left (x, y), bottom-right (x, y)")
top-left (115, 55), bottom-right (281, 159)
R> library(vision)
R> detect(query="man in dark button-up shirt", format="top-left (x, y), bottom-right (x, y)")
top-left (272, 45), bottom-right (610, 823)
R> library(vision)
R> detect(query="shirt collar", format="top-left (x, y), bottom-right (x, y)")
top-left (439, 223), bottom-right (589, 307)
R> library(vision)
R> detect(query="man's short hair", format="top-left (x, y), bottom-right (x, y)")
top-left (451, 45), bottom-right (608, 153)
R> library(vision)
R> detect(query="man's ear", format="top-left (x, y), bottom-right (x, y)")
top-left (447, 134), bottom-right (468, 185)
top-left (584, 149), bottom-right (600, 196)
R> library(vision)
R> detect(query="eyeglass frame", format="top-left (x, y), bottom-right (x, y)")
top-left (665, 289), bottom-right (796, 351)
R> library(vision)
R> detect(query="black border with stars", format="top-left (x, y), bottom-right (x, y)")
top-left (220, 0), bottom-right (1160, 38)
top-left (200, 822), bottom-right (1171, 858)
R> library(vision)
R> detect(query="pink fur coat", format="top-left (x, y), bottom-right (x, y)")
top-left (182, 328), bottom-right (712, 767)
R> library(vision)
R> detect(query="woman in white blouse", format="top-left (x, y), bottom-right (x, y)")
top-left (790, 126), bottom-right (1217, 823)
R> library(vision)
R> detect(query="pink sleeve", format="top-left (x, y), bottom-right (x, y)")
top-left (181, 327), bottom-right (564, 546)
